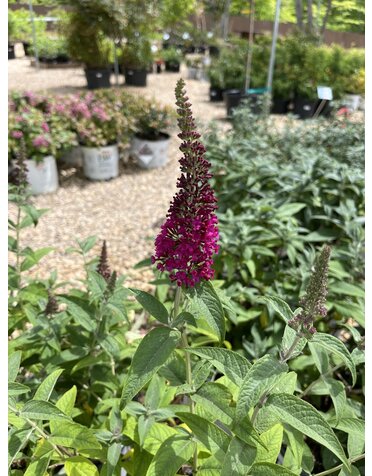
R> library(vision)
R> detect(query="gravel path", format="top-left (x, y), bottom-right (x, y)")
top-left (8, 58), bottom-right (229, 289)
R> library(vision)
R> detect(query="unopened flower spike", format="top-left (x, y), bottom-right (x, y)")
top-left (152, 79), bottom-right (219, 287)
top-left (97, 240), bottom-right (111, 281)
top-left (45, 291), bottom-right (59, 316)
top-left (289, 245), bottom-right (331, 337)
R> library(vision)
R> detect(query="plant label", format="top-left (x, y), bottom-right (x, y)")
top-left (317, 86), bottom-right (333, 100)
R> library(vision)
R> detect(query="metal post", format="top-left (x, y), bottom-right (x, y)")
top-left (222, 0), bottom-right (231, 41)
top-left (28, 0), bottom-right (39, 68)
top-left (113, 40), bottom-right (120, 86)
top-left (244, 0), bottom-right (255, 92)
top-left (266, 0), bottom-right (282, 93)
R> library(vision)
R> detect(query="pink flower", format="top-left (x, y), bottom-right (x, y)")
top-left (11, 131), bottom-right (23, 139)
top-left (92, 105), bottom-right (109, 122)
top-left (72, 101), bottom-right (91, 119)
top-left (41, 122), bottom-right (50, 133)
top-left (32, 135), bottom-right (49, 148)
top-left (152, 79), bottom-right (219, 287)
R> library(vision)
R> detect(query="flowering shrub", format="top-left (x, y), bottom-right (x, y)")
top-left (8, 82), bottom-right (364, 475)
top-left (134, 101), bottom-right (175, 140)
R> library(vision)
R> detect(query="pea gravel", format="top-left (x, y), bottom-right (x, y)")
top-left (8, 58), bottom-right (230, 289)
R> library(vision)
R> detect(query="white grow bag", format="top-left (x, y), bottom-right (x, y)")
top-left (26, 155), bottom-right (59, 195)
top-left (131, 135), bottom-right (170, 169)
top-left (82, 144), bottom-right (119, 180)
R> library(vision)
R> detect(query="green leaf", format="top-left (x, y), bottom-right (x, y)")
top-left (106, 442), bottom-right (122, 476)
top-left (193, 382), bottom-right (234, 425)
top-left (276, 202), bottom-right (306, 217)
top-left (282, 427), bottom-right (305, 474)
top-left (339, 465), bottom-right (361, 476)
top-left (330, 418), bottom-right (365, 436)
top-left (65, 456), bottom-right (99, 476)
top-left (8, 351), bottom-right (22, 382)
top-left (49, 421), bottom-right (101, 450)
top-left (236, 355), bottom-right (288, 421)
top-left (146, 434), bottom-right (195, 476)
top-left (185, 347), bottom-right (251, 386)
top-left (311, 333), bottom-right (357, 386)
top-left (322, 377), bottom-right (347, 423)
top-left (50, 386), bottom-right (77, 433)
top-left (59, 296), bottom-right (95, 332)
top-left (20, 247), bottom-right (53, 272)
top-left (120, 327), bottom-right (181, 408)
top-left (333, 301), bottom-right (365, 327)
top-left (233, 416), bottom-right (268, 450)
top-left (24, 452), bottom-right (52, 476)
top-left (21, 400), bottom-right (68, 421)
top-left (129, 288), bottom-right (169, 325)
top-left (309, 342), bottom-right (330, 374)
top-left (176, 412), bottom-right (230, 462)
top-left (8, 382), bottom-right (30, 396)
top-left (259, 296), bottom-right (293, 323)
top-left (250, 462), bottom-right (298, 475)
top-left (186, 281), bottom-right (225, 343)
top-left (266, 393), bottom-right (350, 469)
top-left (138, 415), bottom-right (155, 447)
top-left (33, 369), bottom-right (63, 401)
top-left (221, 437), bottom-right (257, 475)
top-left (172, 311), bottom-right (197, 328)
top-left (77, 236), bottom-right (97, 254)
top-left (255, 423), bottom-right (283, 464)
top-left (8, 428), bottom-right (34, 469)
top-left (330, 281), bottom-right (364, 298)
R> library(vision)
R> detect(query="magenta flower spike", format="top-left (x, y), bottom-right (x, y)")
top-left (152, 79), bottom-right (219, 287)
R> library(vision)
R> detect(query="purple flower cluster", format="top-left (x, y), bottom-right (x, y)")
top-left (152, 79), bottom-right (219, 287)
top-left (289, 245), bottom-right (331, 336)
top-left (11, 131), bottom-right (23, 139)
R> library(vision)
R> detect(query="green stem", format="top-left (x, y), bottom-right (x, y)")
top-left (15, 204), bottom-right (22, 291)
top-left (175, 287), bottom-right (198, 473)
top-left (313, 454), bottom-right (365, 476)
top-left (298, 363), bottom-right (343, 398)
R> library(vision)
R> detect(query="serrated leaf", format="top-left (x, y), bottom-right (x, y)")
top-left (186, 347), bottom-right (251, 386)
top-left (193, 382), bottom-right (234, 425)
top-left (21, 400), bottom-right (68, 421)
top-left (186, 281), bottom-right (225, 343)
top-left (129, 288), bottom-right (169, 325)
top-left (255, 424), bottom-right (283, 463)
top-left (250, 462), bottom-right (298, 475)
top-left (311, 333), bottom-right (356, 386)
top-left (65, 456), bottom-right (99, 476)
top-left (59, 296), bottom-right (95, 332)
top-left (120, 327), bottom-right (181, 407)
top-left (8, 351), bottom-right (22, 382)
top-left (176, 412), bottom-right (230, 462)
top-left (50, 386), bottom-right (77, 433)
top-left (8, 382), bottom-right (30, 396)
top-left (146, 434), bottom-right (195, 476)
top-left (267, 393), bottom-right (350, 469)
top-left (24, 451), bottom-right (52, 476)
top-left (259, 296), bottom-right (293, 323)
top-left (49, 421), bottom-right (101, 450)
top-left (33, 369), bottom-right (63, 402)
top-left (221, 437), bottom-right (257, 475)
top-left (20, 247), bottom-right (53, 272)
top-left (236, 355), bottom-right (288, 421)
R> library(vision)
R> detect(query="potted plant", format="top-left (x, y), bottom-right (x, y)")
top-left (162, 47), bottom-right (183, 72)
top-left (185, 55), bottom-right (203, 79)
top-left (9, 108), bottom-right (59, 195)
top-left (130, 102), bottom-right (174, 169)
top-left (121, 38), bottom-right (153, 87)
top-left (69, 93), bottom-right (120, 180)
top-left (10, 8), bottom-right (47, 57)
top-left (64, 10), bottom-right (112, 89)
top-left (30, 34), bottom-right (70, 65)
top-left (208, 59), bottom-right (225, 101)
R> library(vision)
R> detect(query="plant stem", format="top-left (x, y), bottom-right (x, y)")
top-left (313, 454), bottom-right (365, 476)
top-left (15, 204), bottom-right (22, 291)
top-left (251, 332), bottom-right (303, 425)
top-left (175, 287), bottom-right (198, 474)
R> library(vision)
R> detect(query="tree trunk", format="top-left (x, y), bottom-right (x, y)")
top-left (295, 0), bottom-right (303, 31)
top-left (307, 0), bottom-right (313, 34)
top-left (321, 0), bottom-right (332, 37)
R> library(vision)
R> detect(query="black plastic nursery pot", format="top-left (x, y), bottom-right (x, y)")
top-left (293, 97), bottom-right (318, 119)
top-left (209, 46), bottom-right (220, 57)
top-left (165, 61), bottom-right (180, 72)
top-left (8, 43), bottom-right (15, 60)
top-left (124, 69), bottom-right (147, 87)
top-left (23, 41), bottom-right (31, 56)
top-left (224, 89), bottom-right (243, 118)
top-left (84, 68), bottom-right (111, 90)
top-left (271, 97), bottom-right (289, 114)
top-left (209, 86), bottom-right (224, 102)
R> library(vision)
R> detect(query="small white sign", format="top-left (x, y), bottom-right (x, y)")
top-left (317, 86), bottom-right (333, 101)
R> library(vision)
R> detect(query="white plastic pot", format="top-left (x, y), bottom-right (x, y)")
top-left (187, 67), bottom-right (199, 80)
top-left (344, 94), bottom-right (361, 111)
top-left (61, 146), bottom-right (83, 167)
top-left (82, 144), bottom-right (119, 180)
top-left (25, 155), bottom-right (59, 195)
top-left (131, 134), bottom-right (170, 169)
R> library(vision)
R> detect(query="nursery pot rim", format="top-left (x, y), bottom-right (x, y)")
top-left (134, 132), bottom-right (170, 142)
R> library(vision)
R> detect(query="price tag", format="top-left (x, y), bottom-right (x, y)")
top-left (317, 86), bottom-right (333, 100)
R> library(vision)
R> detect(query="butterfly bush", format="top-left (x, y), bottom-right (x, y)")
top-left (152, 79), bottom-right (219, 287)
